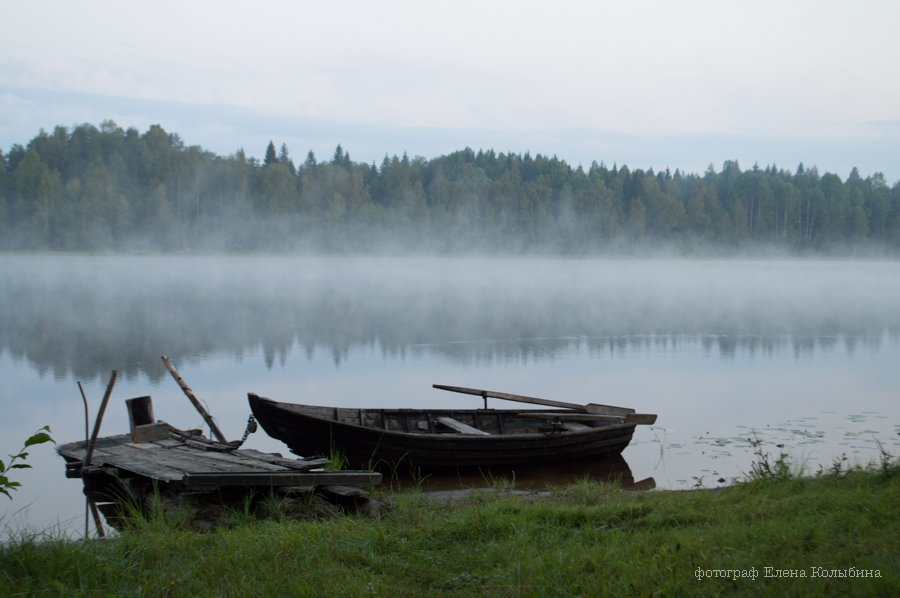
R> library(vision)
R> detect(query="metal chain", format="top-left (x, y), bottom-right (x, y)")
top-left (234, 414), bottom-right (258, 448)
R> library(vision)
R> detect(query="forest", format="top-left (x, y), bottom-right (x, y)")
top-left (1, 120), bottom-right (899, 254)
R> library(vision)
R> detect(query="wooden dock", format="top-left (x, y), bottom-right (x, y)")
top-left (59, 430), bottom-right (382, 491)
top-left (61, 368), bottom-right (386, 532)
top-left (58, 421), bottom-right (384, 530)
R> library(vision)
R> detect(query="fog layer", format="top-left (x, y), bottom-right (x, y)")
top-left (1, 255), bottom-right (897, 381)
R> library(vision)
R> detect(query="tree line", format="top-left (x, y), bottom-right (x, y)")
top-left (2, 120), bottom-right (899, 254)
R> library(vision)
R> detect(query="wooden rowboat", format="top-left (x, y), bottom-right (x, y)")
top-left (248, 385), bottom-right (656, 469)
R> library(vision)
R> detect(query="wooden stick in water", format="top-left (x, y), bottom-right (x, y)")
top-left (83, 369), bottom-right (118, 469)
top-left (161, 355), bottom-right (228, 443)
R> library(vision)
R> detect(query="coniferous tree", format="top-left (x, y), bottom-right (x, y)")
top-left (278, 143), bottom-right (296, 175)
top-left (1, 120), bottom-right (899, 253)
top-left (264, 141), bottom-right (277, 168)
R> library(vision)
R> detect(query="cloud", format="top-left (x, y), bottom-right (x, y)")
top-left (2, 1), bottom-right (899, 181)
top-left (1, 85), bottom-right (898, 184)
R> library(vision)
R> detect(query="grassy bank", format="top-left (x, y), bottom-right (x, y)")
top-left (2, 462), bottom-right (898, 597)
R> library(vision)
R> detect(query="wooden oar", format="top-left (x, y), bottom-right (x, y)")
top-left (516, 411), bottom-right (657, 425)
top-left (516, 411), bottom-right (624, 421)
top-left (432, 384), bottom-right (635, 416)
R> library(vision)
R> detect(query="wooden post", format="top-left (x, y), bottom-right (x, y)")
top-left (88, 499), bottom-right (105, 538)
top-left (126, 396), bottom-right (155, 433)
top-left (77, 381), bottom-right (90, 445)
top-left (161, 355), bottom-right (227, 443)
top-left (77, 380), bottom-right (91, 539)
top-left (83, 369), bottom-right (118, 469)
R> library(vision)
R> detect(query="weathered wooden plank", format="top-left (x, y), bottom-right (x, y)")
top-left (560, 422), bottom-right (593, 432)
top-left (151, 439), bottom-right (186, 448)
top-left (181, 470), bottom-right (382, 490)
top-left (319, 485), bottom-right (370, 499)
top-left (84, 444), bottom-right (298, 483)
top-left (625, 413), bottom-right (657, 425)
top-left (108, 444), bottom-right (215, 476)
top-left (167, 446), bottom-right (288, 471)
top-left (435, 416), bottom-right (491, 435)
top-left (147, 452), bottom-right (248, 474)
top-left (83, 450), bottom-right (188, 483)
top-left (234, 449), bottom-right (329, 470)
top-left (117, 443), bottom-right (241, 473)
top-left (318, 485), bottom-right (372, 510)
top-left (62, 434), bottom-right (336, 485)
top-left (61, 437), bottom-right (175, 473)
top-left (96, 434), bottom-right (134, 448)
top-left (60, 444), bottom-right (116, 462)
top-left (133, 422), bottom-right (171, 443)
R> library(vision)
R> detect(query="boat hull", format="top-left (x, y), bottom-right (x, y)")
top-left (248, 394), bottom-right (638, 469)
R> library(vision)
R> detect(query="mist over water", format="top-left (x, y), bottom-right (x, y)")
top-left (2, 256), bottom-right (898, 379)
top-left (1, 254), bottom-right (899, 534)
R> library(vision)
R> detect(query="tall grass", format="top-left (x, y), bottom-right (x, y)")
top-left (2, 457), bottom-right (898, 596)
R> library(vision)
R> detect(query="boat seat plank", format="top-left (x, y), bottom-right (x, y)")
top-left (435, 416), bottom-right (491, 435)
top-left (561, 422), bottom-right (592, 432)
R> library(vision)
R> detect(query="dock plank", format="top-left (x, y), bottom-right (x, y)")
top-left (58, 431), bottom-right (382, 492)
top-left (235, 449), bottom-right (329, 470)
top-left (182, 471), bottom-right (382, 490)
top-left (84, 449), bottom-right (189, 483)
top-left (121, 443), bottom-right (243, 473)
top-left (167, 446), bottom-right (289, 472)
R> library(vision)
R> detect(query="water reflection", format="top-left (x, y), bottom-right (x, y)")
top-left (387, 453), bottom-right (656, 496)
top-left (3, 254), bottom-right (900, 537)
top-left (2, 256), bottom-right (898, 379)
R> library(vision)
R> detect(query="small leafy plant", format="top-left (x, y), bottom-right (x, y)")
top-left (745, 433), bottom-right (792, 482)
top-left (1, 426), bottom-right (54, 499)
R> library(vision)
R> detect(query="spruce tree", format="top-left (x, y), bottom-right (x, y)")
top-left (264, 141), bottom-right (277, 167)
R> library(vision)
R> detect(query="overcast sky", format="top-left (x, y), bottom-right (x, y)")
top-left (2, 0), bottom-right (899, 182)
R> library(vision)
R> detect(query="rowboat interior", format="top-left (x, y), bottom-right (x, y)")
top-left (277, 404), bottom-right (637, 435)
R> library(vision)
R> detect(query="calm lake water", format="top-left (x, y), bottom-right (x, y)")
top-left (2, 255), bottom-right (899, 536)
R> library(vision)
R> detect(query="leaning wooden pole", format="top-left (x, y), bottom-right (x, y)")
top-left (161, 355), bottom-right (227, 443)
top-left (88, 498), bottom-right (106, 538)
top-left (83, 369), bottom-right (118, 469)
top-left (77, 380), bottom-right (90, 538)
